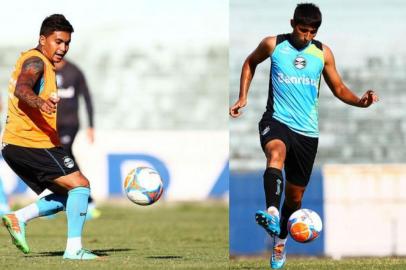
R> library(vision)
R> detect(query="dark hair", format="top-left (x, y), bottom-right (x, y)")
top-left (40, 14), bottom-right (74, 37)
top-left (293, 3), bottom-right (322, 28)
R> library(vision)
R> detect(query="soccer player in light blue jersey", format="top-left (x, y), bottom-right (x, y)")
top-left (230, 3), bottom-right (378, 269)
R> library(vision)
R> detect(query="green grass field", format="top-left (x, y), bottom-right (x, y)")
top-left (0, 201), bottom-right (228, 270)
top-left (231, 256), bottom-right (406, 270)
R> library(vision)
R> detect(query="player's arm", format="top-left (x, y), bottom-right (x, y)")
top-left (15, 57), bottom-right (59, 114)
top-left (229, 36), bottom-right (276, 117)
top-left (322, 44), bottom-right (379, 107)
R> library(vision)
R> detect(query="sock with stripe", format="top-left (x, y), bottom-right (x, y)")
top-left (263, 167), bottom-right (284, 211)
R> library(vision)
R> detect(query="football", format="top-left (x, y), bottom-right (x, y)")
top-left (123, 167), bottom-right (164, 206)
top-left (287, 208), bottom-right (322, 243)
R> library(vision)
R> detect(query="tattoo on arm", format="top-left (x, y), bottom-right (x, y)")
top-left (15, 57), bottom-right (44, 108)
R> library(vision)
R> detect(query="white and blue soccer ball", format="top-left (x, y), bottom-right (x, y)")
top-left (124, 167), bottom-right (163, 206)
top-left (287, 208), bottom-right (322, 243)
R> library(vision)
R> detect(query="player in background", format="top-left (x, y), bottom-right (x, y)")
top-left (55, 59), bottom-right (100, 220)
top-left (1, 14), bottom-right (99, 260)
top-left (229, 3), bottom-right (378, 269)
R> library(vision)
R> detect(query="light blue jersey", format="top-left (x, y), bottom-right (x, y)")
top-left (264, 34), bottom-right (324, 137)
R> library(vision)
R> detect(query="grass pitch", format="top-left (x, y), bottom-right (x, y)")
top-left (0, 201), bottom-right (228, 270)
top-left (230, 256), bottom-right (406, 270)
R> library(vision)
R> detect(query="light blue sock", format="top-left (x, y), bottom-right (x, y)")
top-left (36, 194), bottom-right (67, 216)
top-left (66, 187), bottom-right (90, 238)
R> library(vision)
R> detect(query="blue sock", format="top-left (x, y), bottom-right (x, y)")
top-left (66, 187), bottom-right (90, 238)
top-left (36, 193), bottom-right (67, 216)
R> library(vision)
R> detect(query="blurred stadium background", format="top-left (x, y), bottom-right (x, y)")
top-left (230, 0), bottom-right (406, 260)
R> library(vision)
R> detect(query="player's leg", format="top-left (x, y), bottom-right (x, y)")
top-left (256, 119), bottom-right (290, 238)
top-left (264, 139), bottom-right (286, 213)
top-left (255, 139), bottom-right (286, 236)
top-left (279, 182), bottom-right (305, 239)
top-left (269, 182), bottom-right (305, 268)
top-left (270, 131), bottom-right (318, 269)
top-left (280, 132), bottom-right (318, 239)
top-left (14, 184), bottom-right (68, 224)
top-left (52, 171), bottom-right (98, 259)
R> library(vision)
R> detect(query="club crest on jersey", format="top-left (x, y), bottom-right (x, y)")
top-left (63, 156), bottom-right (75, 169)
top-left (294, 56), bottom-right (306, 69)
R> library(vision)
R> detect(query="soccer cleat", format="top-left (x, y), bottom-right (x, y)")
top-left (63, 248), bottom-right (99, 260)
top-left (2, 214), bottom-right (30, 254)
top-left (270, 238), bottom-right (287, 269)
top-left (255, 210), bottom-right (281, 236)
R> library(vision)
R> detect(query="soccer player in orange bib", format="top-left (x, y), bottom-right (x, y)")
top-left (1, 14), bottom-right (99, 260)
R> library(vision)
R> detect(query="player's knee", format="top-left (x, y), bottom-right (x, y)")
top-left (74, 176), bottom-right (90, 188)
top-left (267, 150), bottom-right (284, 164)
top-left (66, 173), bottom-right (90, 190)
top-left (285, 194), bottom-right (303, 209)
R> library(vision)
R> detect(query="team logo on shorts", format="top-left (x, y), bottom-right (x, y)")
top-left (294, 56), bottom-right (306, 69)
top-left (63, 156), bottom-right (75, 169)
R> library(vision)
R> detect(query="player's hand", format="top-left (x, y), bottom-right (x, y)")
top-left (229, 99), bottom-right (247, 118)
top-left (358, 90), bottom-right (379, 107)
top-left (38, 95), bottom-right (60, 114)
top-left (49, 93), bottom-right (60, 104)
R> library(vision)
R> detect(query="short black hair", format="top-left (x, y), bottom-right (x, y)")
top-left (293, 3), bottom-right (322, 28)
top-left (40, 14), bottom-right (74, 37)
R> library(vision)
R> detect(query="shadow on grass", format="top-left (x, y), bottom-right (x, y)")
top-left (146, 255), bottom-right (183, 259)
top-left (32, 248), bottom-right (134, 257)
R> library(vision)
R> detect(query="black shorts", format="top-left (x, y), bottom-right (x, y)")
top-left (1, 144), bottom-right (79, 194)
top-left (259, 117), bottom-right (318, 187)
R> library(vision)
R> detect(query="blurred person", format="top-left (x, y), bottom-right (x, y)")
top-left (1, 14), bottom-right (99, 260)
top-left (229, 3), bottom-right (378, 269)
top-left (55, 58), bottom-right (100, 220)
